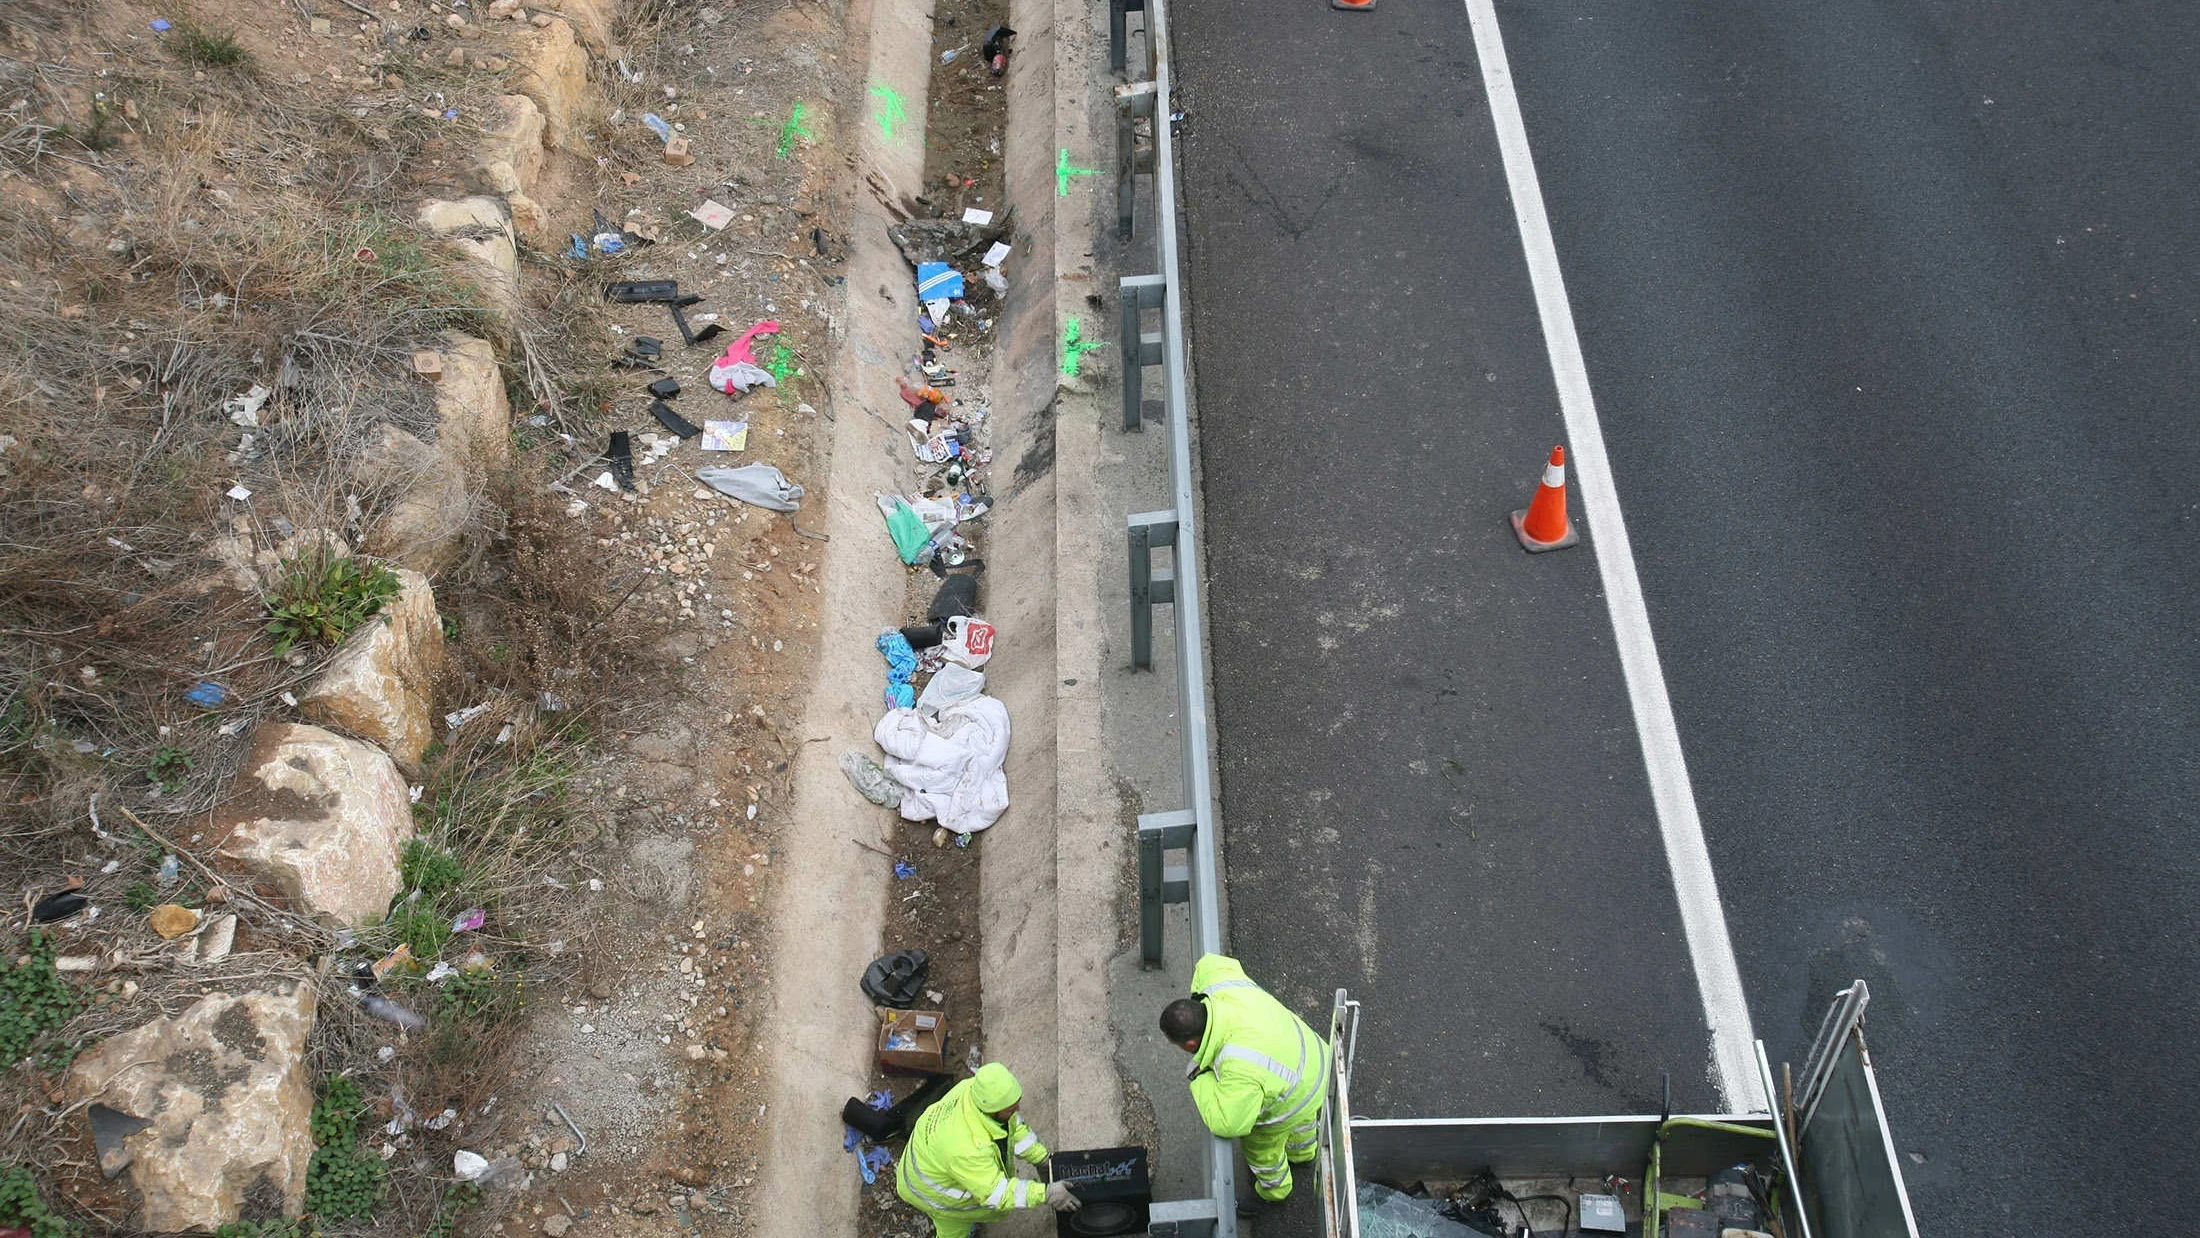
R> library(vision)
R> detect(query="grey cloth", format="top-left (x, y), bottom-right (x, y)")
top-left (696, 463), bottom-right (804, 512)
top-left (839, 750), bottom-right (904, 808)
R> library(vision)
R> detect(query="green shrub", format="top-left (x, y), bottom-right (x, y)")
top-left (0, 933), bottom-right (79, 1066)
top-left (147, 745), bottom-right (195, 790)
top-left (0, 1165), bottom-right (68, 1238)
top-left (399, 840), bottom-right (464, 899)
top-left (304, 1144), bottom-right (384, 1221)
top-left (383, 902), bottom-right (451, 961)
top-left (304, 1076), bottom-right (381, 1221)
top-left (420, 1182), bottom-right (481, 1238)
top-left (171, 25), bottom-right (252, 69)
top-left (308, 1076), bottom-right (367, 1147)
top-left (437, 967), bottom-right (517, 1023)
top-left (264, 556), bottom-right (400, 656)
top-left (214, 1220), bottom-right (312, 1238)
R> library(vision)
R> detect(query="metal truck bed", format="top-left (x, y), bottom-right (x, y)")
top-left (1317, 984), bottom-right (1919, 1238)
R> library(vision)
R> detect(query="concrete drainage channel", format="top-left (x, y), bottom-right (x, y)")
top-left (753, 0), bottom-right (1231, 1233)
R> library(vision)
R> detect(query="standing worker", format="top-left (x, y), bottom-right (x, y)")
top-left (896, 1062), bottom-right (1083, 1237)
top-left (1160, 953), bottom-right (1330, 1207)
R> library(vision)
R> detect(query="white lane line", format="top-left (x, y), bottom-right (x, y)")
top-left (1461, 0), bottom-right (1768, 1111)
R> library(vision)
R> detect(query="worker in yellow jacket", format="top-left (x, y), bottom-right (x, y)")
top-left (1160, 953), bottom-right (1330, 1204)
top-left (896, 1063), bottom-right (1082, 1238)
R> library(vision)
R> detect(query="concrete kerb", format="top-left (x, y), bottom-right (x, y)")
top-left (748, 0), bottom-right (933, 1233)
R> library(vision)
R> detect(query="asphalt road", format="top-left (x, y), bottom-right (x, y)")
top-left (1171, 1), bottom-right (2200, 1235)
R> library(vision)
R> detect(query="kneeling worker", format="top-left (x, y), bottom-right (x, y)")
top-left (1160, 953), bottom-right (1330, 1205)
top-left (896, 1062), bottom-right (1082, 1238)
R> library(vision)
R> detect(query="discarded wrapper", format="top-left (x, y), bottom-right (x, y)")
top-left (690, 199), bottom-right (736, 230)
top-left (982, 242), bottom-right (1011, 268)
top-left (701, 420), bottom-right (749, 451)
top-left (915, 262), bottom-right (965, 301)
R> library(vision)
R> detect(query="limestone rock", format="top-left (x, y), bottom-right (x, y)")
top-left (515, 19), bottom-right (590, 150)
top-left (298, 569), bottom-right (444, 770)
top-left (465, 95), bottom-right (545, 197)
top-left (539, 0), bottom-right (614, 55)
top-left (356, 425), bottom-right (473, 575)
top-left (417, 196), bottom-right (519, 320)
top-left (205, 529), bottom-right (350, 596)
top-left (507, 191), bottom-right (553, 244)
top-left (435, 332), bottom-right (513, 471)
top-left (213, 723), bottom-right (412, 925)
top-left (64, 984), bottom-right (316, 1232)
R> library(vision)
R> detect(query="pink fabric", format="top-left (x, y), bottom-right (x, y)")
top-left (715, 319), bottom-right (782, 369)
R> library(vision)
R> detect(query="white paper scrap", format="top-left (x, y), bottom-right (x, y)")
top-left (982, 241), bottom-right (1011, 268)
top-left (225, 484), bottom-right (252, 501)
top-left (961, 208), bottom-right (994, 225)
top-left (701, 420), bottom-right (749, 451)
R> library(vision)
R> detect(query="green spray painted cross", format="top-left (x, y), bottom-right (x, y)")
top-left (869, 84), bottom-right (908, 142)
top-left (776, 101), bottom-right (813, 158)
top-left (1057, 148), bottom-right (1104, 196)
top-left (1061, 317), bottom-right (1110, 377)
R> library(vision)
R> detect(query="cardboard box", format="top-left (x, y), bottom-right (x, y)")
top-left (878, 1008), bottom-right (948, 1075)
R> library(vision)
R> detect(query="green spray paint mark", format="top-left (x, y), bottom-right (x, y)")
top-left (1061, 317), bottom-right (1110, 377)
top-left (776, 101), bottom-right (813, 158)
top-left (1056, 148), bottom-right (1104, 196)
top-left (869, 84), bottom-right (908, 141)
top-left (767, 342), bottom-right (796, 385)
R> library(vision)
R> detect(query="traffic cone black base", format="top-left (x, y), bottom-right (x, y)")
top-left (1510, 508), bottom-right (1580, 553)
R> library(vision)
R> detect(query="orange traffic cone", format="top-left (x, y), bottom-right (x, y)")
top-left (1510, 445), bottom-right (1580, 552)
top-left (1331, 0), bottom-right (1376, 10)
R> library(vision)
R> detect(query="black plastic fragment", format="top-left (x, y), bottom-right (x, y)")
top-left (651, 400), bottom-right (701, 439)
top-left (608, 430), bottom-right (636, 490)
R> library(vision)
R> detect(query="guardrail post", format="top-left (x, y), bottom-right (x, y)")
top-left (1128, 510), bottom-right (1177, 671)
top-left (1137, 810), bottom-right (1196, 965)
top-left (1114, 81), bottom-right (1157, 240)
top-left (1119, 275), bottom-right (1167, 431)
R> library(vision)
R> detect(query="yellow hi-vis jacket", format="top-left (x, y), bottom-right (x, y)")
top-left (897, 1076), bottom-right (1051, 1219)
top-left (1186, 953), bottom-right (1330, 1139)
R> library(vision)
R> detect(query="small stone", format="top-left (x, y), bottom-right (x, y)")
top-left (481, 54), bottom-right (510, 71)
top-left (311, 17), bottom-right (332, 35)
top-left (149, 904), bottom-right (200, 939)
top-left (673, 1166), bottom-right (710, 1188)
top-left (662, 137), bottom-right (695, 167)
top-left (542, 1215), bottom-right (570, 1238)
top-left (588, 979), bottom-right (614, 1000)
top-left (444, 12), bottom-right (466, 27)
top-left (445, 46), bottom-right (467, 67)
top-left (531, 12), bottom-right (556, 25)
top-left (685, 1044), bottom-right (706, 1061)
top-left (550, 1151), bottom-right (569, 1172)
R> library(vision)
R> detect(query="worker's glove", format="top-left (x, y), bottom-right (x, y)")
top-left (1046, 1181), bottom-right (1083, 1212)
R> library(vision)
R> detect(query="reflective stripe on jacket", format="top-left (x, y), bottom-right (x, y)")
top-left (1186, 953), bottom-right (1329, 1139)
top-left (898, 1076), bottom-right (1051, 1216)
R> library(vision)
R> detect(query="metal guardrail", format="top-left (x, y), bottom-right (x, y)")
top-left (1109, 0), bottom-right (1236, 1233)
